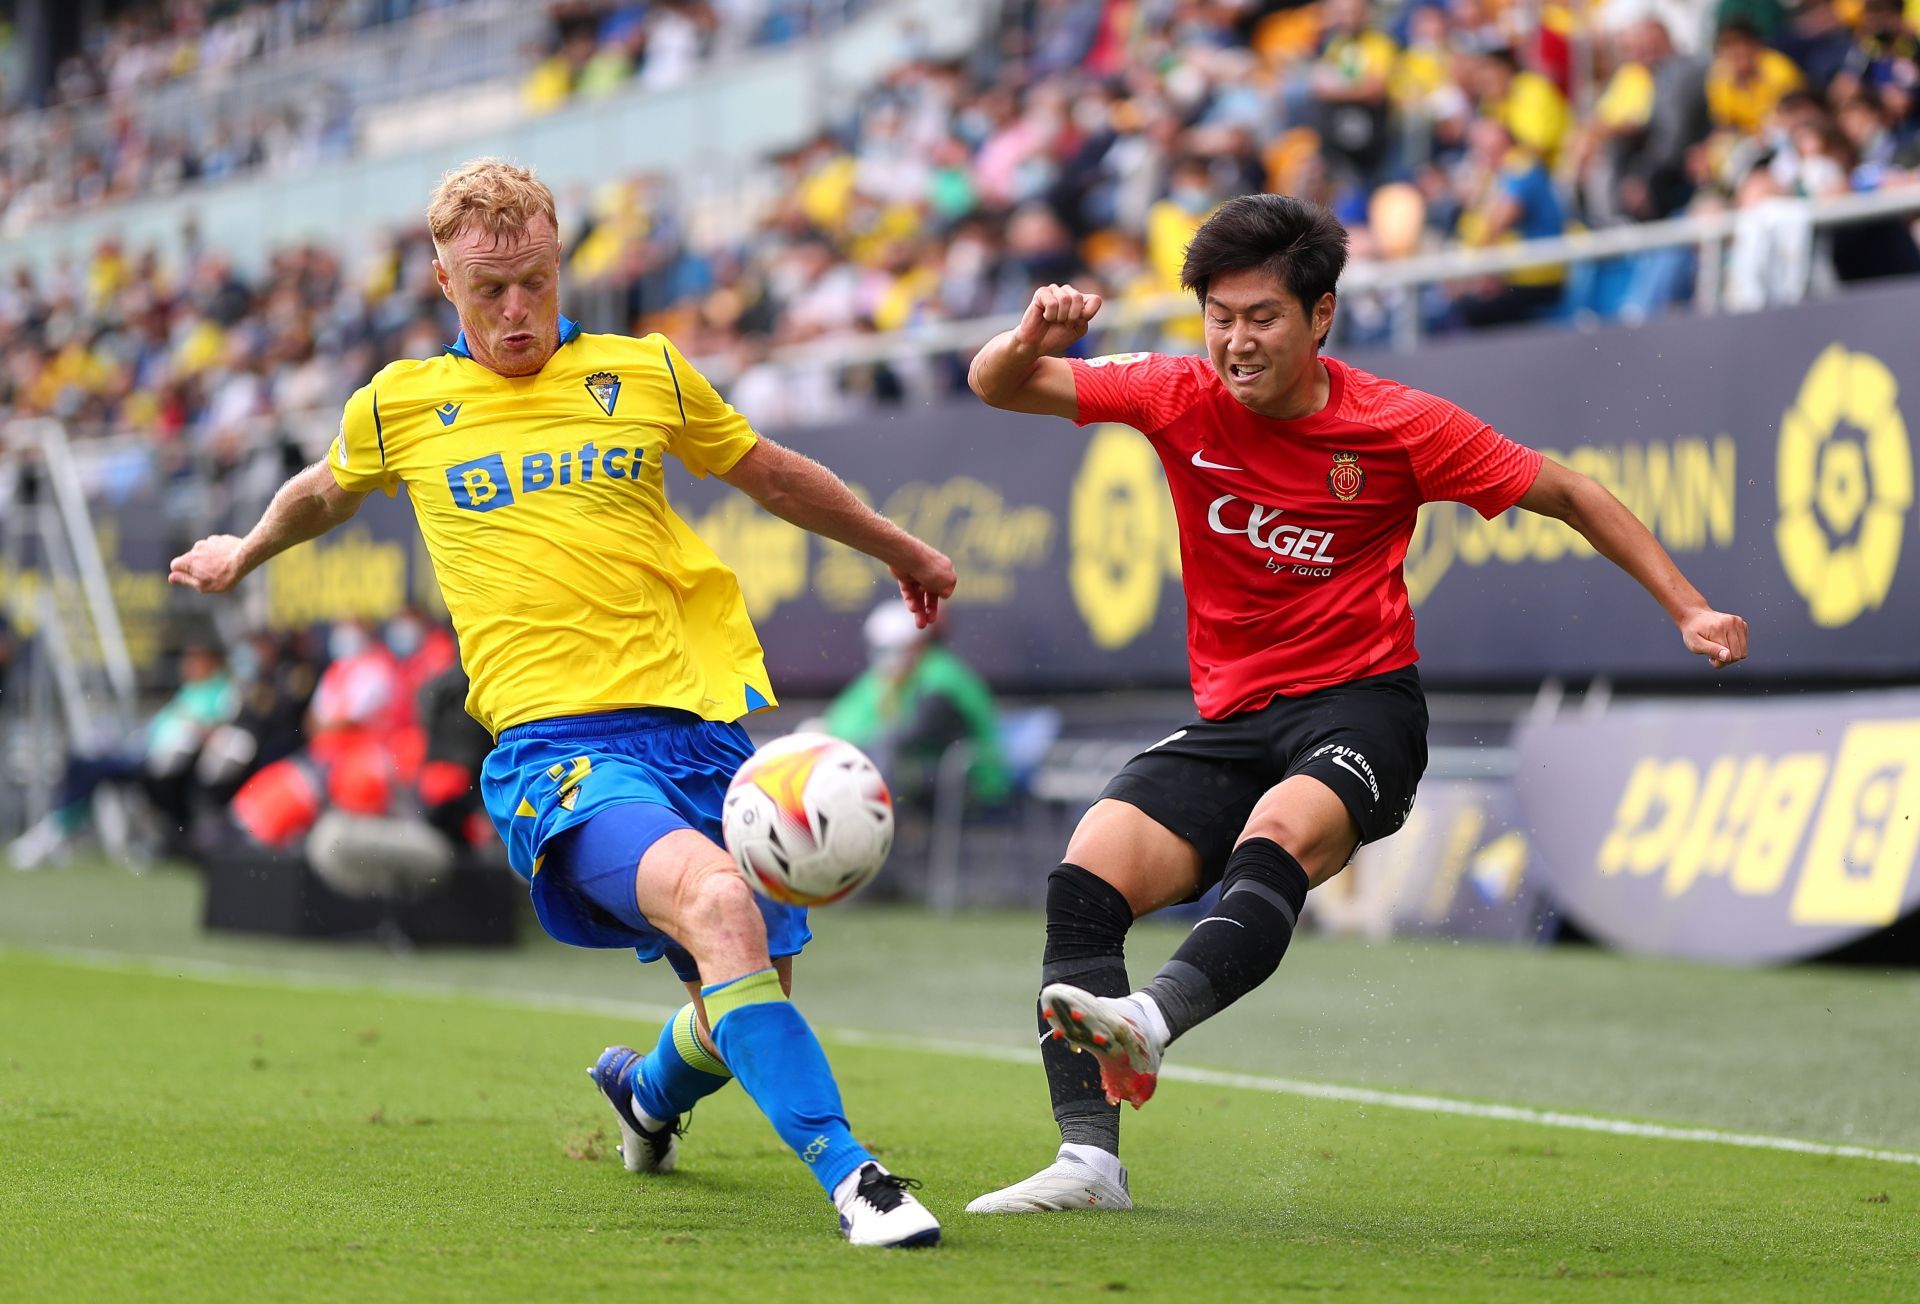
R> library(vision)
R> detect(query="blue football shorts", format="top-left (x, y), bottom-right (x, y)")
top-left (481, 707), bottom-right (810, 983)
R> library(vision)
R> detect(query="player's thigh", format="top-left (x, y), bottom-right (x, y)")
top-left (1257, 668), bottom-right (1430, 887)
top-left (1237, 773), bottom-right (1361, 888)
top-left (1064, 799), bottom-right (1206, 916)
top-left (1079, 723), bottom-right (1273, 913)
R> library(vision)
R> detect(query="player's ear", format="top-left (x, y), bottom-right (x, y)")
top-left (432, 258), bottom-right (454, 303)
top-left (1313, 292), bottom-right (1336, 350)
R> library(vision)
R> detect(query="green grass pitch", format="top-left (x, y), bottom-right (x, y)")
top-left (2, 862), bottom-right (1917, 1300)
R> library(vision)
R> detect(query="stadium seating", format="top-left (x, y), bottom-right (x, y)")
top-left (3, 0), bottom-right (1917, 457)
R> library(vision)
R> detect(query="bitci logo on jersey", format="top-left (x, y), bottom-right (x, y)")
top-left (447, 442), bottom-right (649, 513)
top-left (1207, 494), bottom-right (1339, 576)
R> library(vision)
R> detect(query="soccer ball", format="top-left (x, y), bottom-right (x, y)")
top-left (722, 732), bottom-right (894, 906)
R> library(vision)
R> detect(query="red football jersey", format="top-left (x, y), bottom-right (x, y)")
top-left (1069, 351), bottom-right (1543, 718)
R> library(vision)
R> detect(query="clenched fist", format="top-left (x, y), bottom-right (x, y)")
top-left (1014, 283), bottom-right (1104, 357)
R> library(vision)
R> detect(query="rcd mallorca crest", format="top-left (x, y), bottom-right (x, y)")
top-left (1327, 450), bottom-right (1366, 501)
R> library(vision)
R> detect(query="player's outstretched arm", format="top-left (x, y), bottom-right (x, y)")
top-left (720, 439), bottom-right (955, 627)
top-left (967, 283), bottom-right (1104, 419)
top-left (168, 460), bottom-right (367, 594)
top-left (1517, 457), bottom-right (1749, 669)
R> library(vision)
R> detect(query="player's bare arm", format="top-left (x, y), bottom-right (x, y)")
top-left (967, 283), bottom-right (1104, 419)
top-left (1517, 456), bottom-right (1750, 669)
top-left (719, 438), bottom-right (956, 626)
top-left (167, 459), bottom-right (368, 594)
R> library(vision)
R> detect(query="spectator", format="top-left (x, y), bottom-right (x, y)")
top-left (1450, 117), bottom-right (1567, 327)
top-left (1775, 0), bottom-right (1860, 94)
top-left (6, 639), bottom-right (237, 867)
top-left (415, 660), bottom-right (495, 850)
top-left (1306, 0), bottom-right (1399, 185)
top-left (822, 602), bottom-right (1009, 812)
top-left (1577, 19), bottom-right (1710, 224)
top-left (1833, 0), bottom-right (1920, 130)
top-left (1707, 20), bottom-right (1806, 137)
top-left (384, 605), bottom-right (459, 704)
top-left (1462, 44), bottom-right (1572, 166)
top-left (196, 628), bottom-right (321, 808)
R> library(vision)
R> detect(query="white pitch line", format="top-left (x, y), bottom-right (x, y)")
top-left (12, 944), bottom-right (1920, 1171)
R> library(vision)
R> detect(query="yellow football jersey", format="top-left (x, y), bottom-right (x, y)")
top-left (328, 317), bottom-right (777, 736)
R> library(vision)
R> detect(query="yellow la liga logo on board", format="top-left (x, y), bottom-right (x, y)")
top-left (1069, 425), bottom-right (1181, 649)
top-left (1775, 343), bottom-right (1914, 628)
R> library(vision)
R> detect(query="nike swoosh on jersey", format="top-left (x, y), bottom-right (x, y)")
top-left (1191, 450), bottom-right (1243, 471)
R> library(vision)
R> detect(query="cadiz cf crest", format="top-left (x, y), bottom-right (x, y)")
top-left (585, 371), bottom-right (622, 417)
top-left (1328, 450), bottom-right (1366, 501)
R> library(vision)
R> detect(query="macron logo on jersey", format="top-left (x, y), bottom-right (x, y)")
top-left (447, 441), bottom-right (648, 513)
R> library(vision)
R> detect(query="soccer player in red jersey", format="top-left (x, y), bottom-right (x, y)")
top-left (961, 195), bottom-right (1749, 1214)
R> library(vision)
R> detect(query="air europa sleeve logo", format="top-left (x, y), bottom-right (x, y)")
top-left (1775, 344), bottom-right (1913, 627)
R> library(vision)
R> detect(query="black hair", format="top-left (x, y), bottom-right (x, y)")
top-left (1179, 193), bottom-right (1349, 342)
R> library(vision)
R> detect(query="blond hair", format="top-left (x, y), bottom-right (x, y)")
top-left (426, 157), bottom-right (558, 249)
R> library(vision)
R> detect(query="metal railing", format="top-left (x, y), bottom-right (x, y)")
top-left (707, 187), bottom-right (1920, 383)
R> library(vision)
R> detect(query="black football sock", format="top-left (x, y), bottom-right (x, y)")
top-left (1140, 838), bottom-right (1310, 1043)
top-left (1038, 863), bottom-right (1133, 1155)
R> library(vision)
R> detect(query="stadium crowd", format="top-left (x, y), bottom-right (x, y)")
top-left (23, 0), bottom-right (475, 111)
top-left (0, 0), bottom-right (871, 237)
top-left (2, 0), bottom-right (1919, 445)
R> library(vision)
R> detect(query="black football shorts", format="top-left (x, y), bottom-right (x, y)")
top-left (1099, 665), bottom-right (1429, 886)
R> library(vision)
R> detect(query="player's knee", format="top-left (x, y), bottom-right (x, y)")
top-left (671, 861), bottom-right (759, 944)
top-left (1240, 792), bottom-right (1349, 884)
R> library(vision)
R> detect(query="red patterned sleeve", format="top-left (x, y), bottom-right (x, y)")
top-left (1401, 391), bottom-right (1544, 519)
top-left (1068, 352), bottom-right (1206, 434)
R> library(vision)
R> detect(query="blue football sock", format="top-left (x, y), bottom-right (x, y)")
top-left (703, 968), bottom-right (872, 1196)
top-left (629, 1003), bottom-right (733, 1123)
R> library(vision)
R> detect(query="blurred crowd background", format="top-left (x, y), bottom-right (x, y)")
top-left (3, 0), bottom-right (1918, 903)
top-left (2, 0), bottom-right (1917, 454)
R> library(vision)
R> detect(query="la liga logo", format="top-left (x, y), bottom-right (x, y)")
top-left (1327, 450), bottom-right (1366, 501)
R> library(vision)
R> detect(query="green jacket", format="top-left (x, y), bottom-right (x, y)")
top-left (822, 645), bottom-right (1011, 804)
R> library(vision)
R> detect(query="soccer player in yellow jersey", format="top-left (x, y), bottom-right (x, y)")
top-left (169, 158), bottom-right (953, 1248)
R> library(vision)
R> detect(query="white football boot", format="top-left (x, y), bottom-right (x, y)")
top-left (1039, 983), bottom-right (1167, 1108)
top-left (966, 1146), bottom-right (1132, 1213)
top-left (836, 1163), bottom-right (942, 1247)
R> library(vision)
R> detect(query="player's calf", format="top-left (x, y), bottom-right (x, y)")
top-left (1135, 836), bottom-right (1310, 1044)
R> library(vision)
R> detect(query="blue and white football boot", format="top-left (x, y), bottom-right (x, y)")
top-left (587, 1045), bottom-right (681, 1174)
top-left (835, 1162), bottom-right (942, 1248)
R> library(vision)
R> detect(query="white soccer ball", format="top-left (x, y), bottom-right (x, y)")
top-left (722, 732), bottom-right (894, 906)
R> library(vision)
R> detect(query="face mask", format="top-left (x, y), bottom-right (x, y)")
top-left (385, 619), bottom-right (425, 659)
top-left (1173, 186), bottom-right (1213, 213)
top-left (230, 646), bottom-right (261, 682)
top-left (328, 624), bottom-right (368, 662)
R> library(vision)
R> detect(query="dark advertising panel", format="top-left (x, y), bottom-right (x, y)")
top-left (19, 283), bottom-right (1914, 694)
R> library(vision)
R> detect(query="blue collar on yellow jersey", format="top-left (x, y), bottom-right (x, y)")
top-left (444, 314), bottom-right (583, 360)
